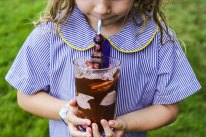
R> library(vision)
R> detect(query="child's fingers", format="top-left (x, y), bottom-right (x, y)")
top-left (92, 123), bottom-right (101, 137)
top-left (68, 123), bottom-right (91, 137)
top-left (101, 119), bottom-right (114, 137)
top-left (67, 112), bottom-right (91, 126)
top-left (108, 119), bottom-right (126, 130)
top-left (86, 126), bottom-right (92, 134)
top-left (66, 99), bottom-right (91, 127)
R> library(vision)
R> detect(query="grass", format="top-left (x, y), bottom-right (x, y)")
top-left (0, 0), bottom-right (206, 137)
top-left (0, 0), bottom-right (49, 137)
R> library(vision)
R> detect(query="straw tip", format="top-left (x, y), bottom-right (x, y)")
top-left (97, 19), bottom-right (102, 34)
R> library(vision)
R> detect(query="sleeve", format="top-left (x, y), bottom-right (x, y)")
top-left (5, 24), bottom-right (51, 95)
top-left (153, 32), bottom-right (202, 104)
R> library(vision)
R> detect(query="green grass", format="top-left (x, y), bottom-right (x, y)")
top-left (0, 0), bottom-right (206, 137)
top-left (0, 0), bottom-right (49, 137)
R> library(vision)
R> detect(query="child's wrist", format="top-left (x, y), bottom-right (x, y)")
top-left (59, 103), bottom-right (70, 126)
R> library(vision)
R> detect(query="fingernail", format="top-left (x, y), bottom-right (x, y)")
top-left (87, 120), bottom-right (91, 125)
top-left (101, 120), bottom-right (106, 126)
top-left (92, 123), bottom-right (96, 128)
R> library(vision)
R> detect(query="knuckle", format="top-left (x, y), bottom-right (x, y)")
top-left (116, 122), bottom-right (121, 128)
top-left (73, 117), bottom-right (80, 125)
top-left (69, 116), bottom-right (79, 125)
top-left (119, 119), bottom-right (126, 130)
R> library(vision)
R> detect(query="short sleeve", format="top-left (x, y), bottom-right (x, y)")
top-left (153, 32), bottom-right (201, 104)
top-left (5, 24), bottom-right (51, 95)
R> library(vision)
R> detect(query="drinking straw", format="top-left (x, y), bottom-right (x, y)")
top-left (97, 19), bottom-right (102, 34)
top-left (97, 19), bottom-right (110, 68)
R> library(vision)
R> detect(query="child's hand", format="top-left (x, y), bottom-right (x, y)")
top-left (92, 119), bottom-right (126, 137)
top-left (66, 99), bottom-right (92, 137)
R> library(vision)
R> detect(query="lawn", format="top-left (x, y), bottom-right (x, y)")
top-left (0, 0), bottom-right (206, 137)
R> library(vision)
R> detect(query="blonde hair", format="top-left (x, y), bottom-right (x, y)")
top-left (36, 0), bottom-right (75, 24)
top-left (37, 0), bottom-right (170, 43)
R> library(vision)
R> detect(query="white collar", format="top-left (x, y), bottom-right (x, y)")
top-left (56, 7), bottom-right (158, 53)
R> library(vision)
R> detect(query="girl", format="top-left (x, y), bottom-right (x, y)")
top-left (5, 0), bottom-right (201, 137)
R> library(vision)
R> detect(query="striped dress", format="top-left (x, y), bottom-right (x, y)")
top-left (5, 7), bottom-right (201, 137)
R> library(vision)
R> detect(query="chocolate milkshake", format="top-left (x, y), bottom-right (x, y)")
top-left (73, 56), bottom-right (120, 134)
top-left (73, 19), bottom-right (121, 134)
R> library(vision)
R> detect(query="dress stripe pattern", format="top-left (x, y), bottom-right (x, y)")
top-left (5, 7), bottom-right (201, 137)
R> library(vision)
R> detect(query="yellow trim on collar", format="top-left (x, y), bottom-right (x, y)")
top-left (55, 23), bottom-right (94, 51)
top-left (55, 23), bottom-right (158, 53)
top-left (105, 26), bottom-right (158, 53)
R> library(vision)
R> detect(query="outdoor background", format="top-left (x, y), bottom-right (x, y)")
top-left (0, 0), bottom-right (205, 137)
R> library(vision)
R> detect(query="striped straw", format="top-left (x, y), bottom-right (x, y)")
top-left (97, 19), bottom-right (102, 34)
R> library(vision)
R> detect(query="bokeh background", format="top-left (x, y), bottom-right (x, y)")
top-left (0, 0), bottom-right (205, 137)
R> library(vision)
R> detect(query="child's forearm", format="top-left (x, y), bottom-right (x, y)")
top-left (119, 103), bottom-right (179, 132)
top-left (17, 91), bottom-right (67, 120)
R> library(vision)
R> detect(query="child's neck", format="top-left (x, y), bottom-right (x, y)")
top-left (87, 17), bottom-right (128, 37)
top-left (101, 23), bottom-right (123, 36)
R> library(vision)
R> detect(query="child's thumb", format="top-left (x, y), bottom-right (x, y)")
top-left (69, 98), bottom-right (77, 106)
top-left (109, 118), bottom-right (127, 130)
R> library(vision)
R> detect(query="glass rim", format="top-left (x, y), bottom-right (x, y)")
top-left (73, 56), bottom-right (121, 71)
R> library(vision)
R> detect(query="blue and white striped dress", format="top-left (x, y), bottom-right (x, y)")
top-left (5, 7), bottom-right (201, 137)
